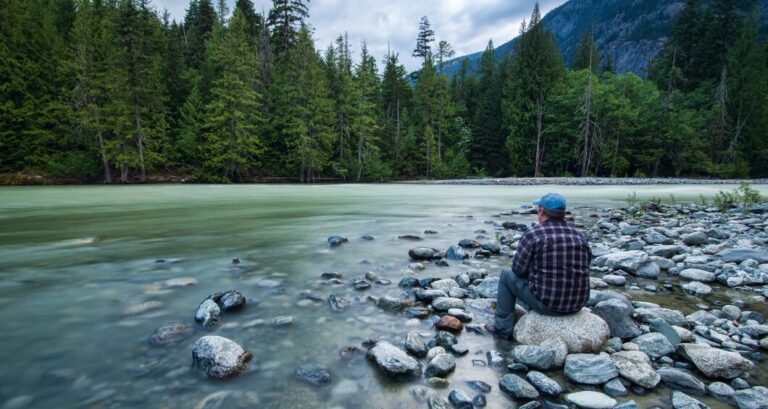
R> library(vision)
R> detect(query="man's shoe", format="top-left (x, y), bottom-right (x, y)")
top-left (484, 323), bottom-right (514, 340)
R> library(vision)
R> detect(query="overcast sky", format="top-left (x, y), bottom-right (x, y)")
top-left (154, 0), bottom-right (565, 71)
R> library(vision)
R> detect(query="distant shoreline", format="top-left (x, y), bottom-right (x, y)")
top-left (416, 177), bottom-right (768, 186)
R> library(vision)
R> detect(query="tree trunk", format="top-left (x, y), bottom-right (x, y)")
top-left (133, 104), bottom-right (146, 183)
top-left (356, 133), bottom-right (363, 182)
top-left (534, 97), bottom-right (544, 177)
top-left (97, 127), bottom-right (112, 184)
top-left (395, 98), bottom-right (401, 162)
top-left (580, 55), bottom-right (593, 177)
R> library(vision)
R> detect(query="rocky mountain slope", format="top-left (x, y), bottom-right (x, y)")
top-left (443, 0), bottom-right (768, 77)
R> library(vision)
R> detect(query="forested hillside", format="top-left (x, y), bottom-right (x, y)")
top-left (1, 0), bottom-right (767, 183)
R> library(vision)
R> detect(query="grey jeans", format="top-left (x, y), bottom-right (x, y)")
top-left (494, 269), bottom-right (566, 337)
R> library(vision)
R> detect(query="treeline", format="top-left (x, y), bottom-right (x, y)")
top-left (0, 0), bottom-right (766, 183)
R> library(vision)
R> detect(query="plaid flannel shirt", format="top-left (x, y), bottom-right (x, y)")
top-left (511, 219), bottom-right (592, 313)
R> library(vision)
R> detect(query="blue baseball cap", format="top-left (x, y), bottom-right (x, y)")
top-left (533, 193), bottom-right (567, 214)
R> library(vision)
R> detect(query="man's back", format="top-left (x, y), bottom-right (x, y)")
top-left (512, 219), bottom-right (591, 313)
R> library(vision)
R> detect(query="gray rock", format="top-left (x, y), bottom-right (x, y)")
top-left (425, 353), bottom-right (456, 378)
top-left (431, 297), bottom-right (464, 311)
top-left (416, 289), bottom-right (448, 302)
top-left (448, 389), bottom-right (473, 409)
top-left (272, 315), bottom-right (294, 326)
top-left (614, 401), bottom-right (637, 409)
top-left (195, 299), bottom-right (221, 327)
top-left (603, 274), bottom-right (628, 286)
top-left (409, 247), bottom-right (442, 260)
top-left (431, 278), bottom-right (460, 292)
top-left (635, 307), bottom-right (687, 326)
top-left (707, 382), bottom-right (736, 403)
top-left (466, 380), bottom-right (492, 393)
top-left (679, 344), bottom-right (754, 379)
top-left (433, 331), bottom-right (458, 349)
top-left (366, 341), bottom-right (421, 378)
top-left (447, 308), bottom-right (473, 322)
top-left (519, 402), bottom-right (543, 409)
top-left (683, 281), bottom-right (713, 297)
top-left (649, 318), bottom-right (682, 346)
top-left (328, 235), bottom-right (348, 247)
top-left (294, 364), bottom-right (331, 386)
top-left (658, 366), bottom-right (706, 396)
top-left (715, 248), bottom-right (768, 264)
top-left (680, 269), bottom-right (717, 283)
top-left (514, 309), bottom-right (610, 367)
top-left (564, 354), bottom-right (618, 385)
top-left (633, 332), bottom-right (675, 358)
top-left (427, 346), bottom-right (446, 361)
top-left (565, 391), bottom-right (618, 409)
top-left (405, 332), bottom-right (427, 358)
top-left (604, 377), bottom-right (628, 397)
top-left (512, 345), bottom-right (556, 370)
top-left (212, 291), bottom-right (246, 311)
top-left (593, 298), bottom-right (641, 340)
top-left (446, 246), bottom-right (469, 260)
top-left (671, 391), bottom-right (710, 409)
top-left (733, 386), bottom-right (768, 409)
top-left (191, 336), bottom-right (252, 379)
top-left (686, 310), bottom-right (718, 326)
top-left (611, 351), bottom-right (660, 388)
top-left (474, 277), bottom-right (499, 298)
top-left (428, 396), bottom-right (449, 409)
top-left (328, 294), bottom-right (351, 312)
top-left (487, 350), bottom-right (506, 367)
top-left (499, 374), bottom-right (540, 400)
top-left (636, 261), bottom-right (661, 279)
top-left (722, 305), bottom-right (742, 321)
top-left (148, 322), bottom-right (193, 345)
top-left (593, 250), bottom-right (649, 273)
top-left (526, 371), bottom-right (563, 396)
top-left (682, 232), bottom-right (709, 246)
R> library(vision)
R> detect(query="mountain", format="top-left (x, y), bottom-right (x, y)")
top-left (442, 0), bottom-right (768, 77)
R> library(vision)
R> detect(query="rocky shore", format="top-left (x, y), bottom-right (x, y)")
top-left (148, 200), bottom-right (768, 409)
top-left (422, 177), bottom-right (768, 186)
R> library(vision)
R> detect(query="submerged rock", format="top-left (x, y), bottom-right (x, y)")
top-left (671, 391), bottom-right (710, 409)
top-left (448, 389), bottom-right (473, 409)
top-left (405, 332), bottom-right (427, 358)
top-left (424, 353), bottom-right (456, 378)
top-left (148, 322), bottom-right (194, 345)
top-left (294, 364), bottom-right (331, 386)
top-left (191, 336), bottom-right (252, 379)
top-left (327, 235), bottom-right (348, 247)
top-left (408, 247), bottom-right (442, 260)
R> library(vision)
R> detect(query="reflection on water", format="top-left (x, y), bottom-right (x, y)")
top-left (0, 184), bottom-right (766, 408)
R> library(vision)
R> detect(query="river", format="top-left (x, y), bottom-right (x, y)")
top-left (0, 184), bottom-right (766, 408)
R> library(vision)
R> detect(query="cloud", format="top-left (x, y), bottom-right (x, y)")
top-left (153, 0), bottom-right (565, 71)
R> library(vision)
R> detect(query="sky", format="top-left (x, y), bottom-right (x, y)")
top-left (154, 0), bottom-right (565, 71)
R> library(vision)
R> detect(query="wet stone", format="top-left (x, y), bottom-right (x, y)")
top-left (433, 331), bottom-right (458, 349)
top-left (272, 316), bottom-right (294, 326)
top-left (428, 396), bottom-right (449, 409)
top-left (195, 299), bottom-right (221, 328)
top-left (604, 377), bottom-right (628, 397)
top-left (487, 350), bottom-right (505, 367)
top-left (399, 277), bottom-right (420, 288)
top-left (499, 374), bottom-right (539, 400)
top-left (216, 291), bottom-right (246, 311)
top-left (564, 354), bottom-right (618, 385)
top-left (405, 332), bottom-right (427, 358)
top-left (733, 386), bottom-right (768, 409)
top-left (435, 315), bottom-right (463, 332)
top-left (404, 307), bottom-right (430, 319)
top-left (466, 380), bottom-right (492, 394)
top-left (472, 394), bottom-right (487, 407)
top-left (448, 389), bottom-right (473, 409)
top-left (191, 336), bottom-right (252, 379)
top-left (511, 345), bottom-right (556, 370)
top-left (671, 391), bottom-right (710, 409)
top-left (632, 332), bottom-right (675, 358)
top-left (148, 322), bottom-right (193, 345)
top-left (657, 367), bottom-right (706, 396)
top-left (424, 353), bottom-right (456, 378)
top-left (526, 371), bottom-right (563, 396)
top-left (565, 391), bottom-right (618, 409)
top-left (707, 381), bottom-right (736, 403)
top-left (294, 364), bottom-right (331, 386)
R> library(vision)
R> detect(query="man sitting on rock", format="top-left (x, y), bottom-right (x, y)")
top-left (489, 193), bottom-right (592, 339)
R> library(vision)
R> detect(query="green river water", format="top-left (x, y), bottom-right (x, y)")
top-left (0, 184), bottom-right (766, 409)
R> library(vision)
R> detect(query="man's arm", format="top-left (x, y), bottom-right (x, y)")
top-left (511, 231), bottom-right (536, 278)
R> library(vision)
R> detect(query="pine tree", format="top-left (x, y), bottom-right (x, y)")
top-left (503, 3), bottom-right (565, 176)
top-left (413, 53), bottom-right (441, 177)
top-left (267, 0), bottom-right (309, 53)
top-left (469, 41), bottom-right (506, 176)
top-left (202, 9), bottom-right (263, 181)
top-left (413, 16), bottom-right (435, 63)
top-left (435, 40), bottom-right (455, 74)
top-left (573, 31), bottom-right (600, 74)
top-left (351, 43), bottom-right (381, 181)
top-left (183, 0), bottom-right (216, 70)
top-left (380, 51), bottom-right (412, 166)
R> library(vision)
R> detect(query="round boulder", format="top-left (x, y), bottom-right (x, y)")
top-left (191, 336), bottom-right (252, 379)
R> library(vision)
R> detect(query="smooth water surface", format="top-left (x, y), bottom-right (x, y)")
top-left (1, 184), bottom-right (766, 409)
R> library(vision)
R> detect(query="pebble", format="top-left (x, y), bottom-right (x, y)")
top-left (565, 391), bottom-right (618, 409)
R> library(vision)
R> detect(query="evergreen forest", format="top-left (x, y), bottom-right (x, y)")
top-left (1, 0), bottom-right (767, 183)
